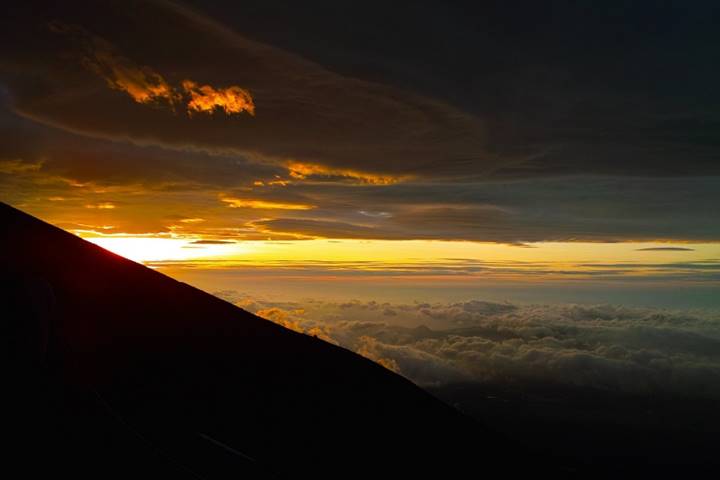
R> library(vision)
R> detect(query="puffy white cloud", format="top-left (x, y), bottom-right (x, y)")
top-left (216, 291), bottom-right (720, 397)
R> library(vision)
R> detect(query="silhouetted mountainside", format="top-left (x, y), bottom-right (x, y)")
top-left (0, 202), bottom-right (520, 479)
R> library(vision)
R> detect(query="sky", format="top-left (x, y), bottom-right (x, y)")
top-left (2, 1), bottom-right (720, 394)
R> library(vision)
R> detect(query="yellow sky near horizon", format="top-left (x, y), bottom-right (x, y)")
top-left (84, 235), bottom-right (718, 264)
top-left (82, 234), bottom-right (720, 284)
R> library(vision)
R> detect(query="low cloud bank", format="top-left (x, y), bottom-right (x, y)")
top-left (215, 291), bottom-right (720, 397)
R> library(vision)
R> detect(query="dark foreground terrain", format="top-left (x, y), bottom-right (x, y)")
top-left (431, 382), bottom-right (720, 477)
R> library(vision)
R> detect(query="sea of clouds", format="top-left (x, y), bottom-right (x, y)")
top-left (214, 291), bottom-right (720, 398)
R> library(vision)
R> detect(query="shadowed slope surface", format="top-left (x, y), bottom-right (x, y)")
top-left (0, 202), bottom-right (515, 478)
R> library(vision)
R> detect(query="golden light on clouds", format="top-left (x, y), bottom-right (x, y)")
top-left (182, 80), bottom-right (255, 116)
top-left (221, 195), bottom-right (314, 210)
top-left (255, 307), bottom-right (305, 333)
top-left (286, 161), bottom-right (405, 185)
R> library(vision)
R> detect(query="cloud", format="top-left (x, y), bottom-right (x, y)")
top-left (254, 306), bottom-right (334, 343)
top-left (218, 292), bottom-right (720, 397)
top-left (3, 0), bottom-right (495, 180)
top-left (254, 218), bottom-right (386, 239)
top-left (84, 202), bottom-right (116, 209)
top-left (286, 161), bottom-right (406, 185)
top-left (48, 22), bottom-right (180, 106)
top-left (48, 22), bottom-right (255, 118)
top-left (355, 336), bottom-right (401, 373)
top-left (190, 239), bottom-right (235, 245)
top-left (255, 307), bottom-right (305, 333)
top-left (0, 159), bottom-right (44, 174)
top-left (221, 195), bottom-right (314, 210)
top-left (637, 247), bottom-right (695, 252)
top-left (81, 44), bottom-right (177, 106)
top-left (183, 0), bottom-right (720, 180)
top-left (182, 80), bottom-right (254, 116)
top-left (1, 1), bottom-right (718, 245)
top-left (51, 22), bottom-right (255, 119)
top-left (250, 176), bottom-right (720, 243)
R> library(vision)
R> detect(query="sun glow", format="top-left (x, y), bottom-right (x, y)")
top-left (85, 236), bottom-right (247, 263)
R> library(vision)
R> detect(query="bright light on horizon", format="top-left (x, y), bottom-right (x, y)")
top-left (85, 236), bottom-right (248, 263)
top-left (81, 233), bottom-right (720, 281)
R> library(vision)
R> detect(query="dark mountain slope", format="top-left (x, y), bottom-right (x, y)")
top-left (0, 202), bottom-right (520, 479)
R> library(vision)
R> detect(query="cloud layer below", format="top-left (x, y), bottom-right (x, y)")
top-left (214, 291), bottom-right (720, 398)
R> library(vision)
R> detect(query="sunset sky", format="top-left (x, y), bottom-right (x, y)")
top-left (6, 7), bottom-right (720, 480)
top-left (2, 0), bottom-right (719, 310)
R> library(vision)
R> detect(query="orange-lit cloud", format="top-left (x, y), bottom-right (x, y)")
top-left (286, 161), bottom-right (406, 185)
top-left (85, 49), bottom-right (179, 106)
top-left (220, 195), bottom-right (313, 210)
top-left (84, 202), bottom-right (116, 209)
top-left (253, 176), bottom-right (291, 187)
top-left (50, 23), bottom-right (253, 116)
top-left (254, 306), bottom-right (334, 342)
top-left (0, 159), bottom-right (44, 174)
top-left (256, 307), bottom-right (305, 332)
top-left (356, 336), bottom-right (401, 373)
top-left (182, 80), bottom-right (255, 116)
top-left (49, 22), bottom-right (179, 106)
